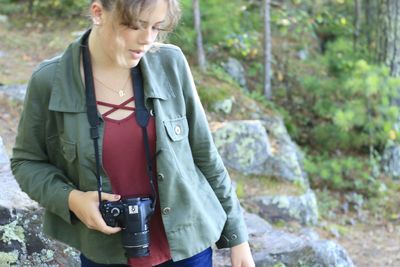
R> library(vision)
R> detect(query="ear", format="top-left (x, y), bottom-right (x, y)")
top-left (90, 1), bottom-right (104, 25)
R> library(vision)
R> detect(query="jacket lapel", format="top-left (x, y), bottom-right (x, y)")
top-left (48, 35), bottom-right (86, 113)
top-left (48, 31), bottom-right (174, 113)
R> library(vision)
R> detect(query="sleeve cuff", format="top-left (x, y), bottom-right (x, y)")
top-left (215, 228), bottom-right (248, 249)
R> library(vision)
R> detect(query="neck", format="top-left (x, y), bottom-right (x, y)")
top-left (88, 28), bottom-right (127, 73)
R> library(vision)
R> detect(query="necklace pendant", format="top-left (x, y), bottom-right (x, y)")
top-left (119, 90), bottom-right (125, 97)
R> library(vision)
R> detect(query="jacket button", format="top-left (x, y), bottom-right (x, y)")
top-left (174, 125), bottom-right (181, 135)
top-left (157, 173), bottom-right (164, 181)
top-left (162, 207), bottom-right (171, 215)
top-left (231, 234), bottom-right (238, 240)
top-left (62, 186), bottom-right (69, 191)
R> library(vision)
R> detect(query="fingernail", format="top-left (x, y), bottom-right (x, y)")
top-left (114, 195), bottom-right (120, 199)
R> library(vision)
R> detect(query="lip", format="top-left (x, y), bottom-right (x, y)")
top-left (129, 49), bottom-right (145, 60)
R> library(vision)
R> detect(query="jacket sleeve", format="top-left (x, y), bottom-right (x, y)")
top-left (10, 64), bottom-right (77, 224)
top-left (178, 51), bottom-right (248, 249)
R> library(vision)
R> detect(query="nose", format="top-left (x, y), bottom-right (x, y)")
top-left (138, 27), bottom-right (155, 45)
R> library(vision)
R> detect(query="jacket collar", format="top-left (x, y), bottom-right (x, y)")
top-left (49, 29), bottom-right (174, 112)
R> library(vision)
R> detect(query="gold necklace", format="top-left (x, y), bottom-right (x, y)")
top-left (94, 75), bottom-right (130, 97)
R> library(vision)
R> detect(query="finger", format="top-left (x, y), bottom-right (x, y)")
top-left (92, 208), bottom-right (122, 234)
top-left (100, 192), bottom-right (121, 202)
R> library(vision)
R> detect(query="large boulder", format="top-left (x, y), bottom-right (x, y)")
top-left (0, 136), bottom-right (38, 210)
top-left (0, 207), bottom-right (80, 267)
top-left (214, 213), bottom-right (355, 267)
top-left (381, 142), bottom-right (400, 180)
top-left (212, 119), bottom-right (307, 186)
top-left (212, 120), bottom-right (272, 174)
top-left (249, 189), bottom-right (319, 225)
top-left (1, 134), bottom-right (79, 266)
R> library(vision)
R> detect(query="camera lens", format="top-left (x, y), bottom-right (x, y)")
top-left (122, 229), bottom-right (150, 257)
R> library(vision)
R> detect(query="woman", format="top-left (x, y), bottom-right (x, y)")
top-left (11, 0), bottom-right (255, 266)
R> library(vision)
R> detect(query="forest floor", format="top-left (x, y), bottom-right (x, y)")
top-left (1, 21), bottom-right (400, 267)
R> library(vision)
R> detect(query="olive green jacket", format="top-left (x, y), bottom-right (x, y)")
top-left (11, 32), bottom-right (247, 264)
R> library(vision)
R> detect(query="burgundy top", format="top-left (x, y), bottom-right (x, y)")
top-left (98, 97), bottom-right (171, 267)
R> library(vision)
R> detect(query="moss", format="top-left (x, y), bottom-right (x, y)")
top-left (230, 170), bottom-right (307, 197)
top-left (323, 223), bottom-right (350, 236)
top-left (0, 221), bottom-right (25, 244)
top-left (0, 251), bottom-right (19, 265)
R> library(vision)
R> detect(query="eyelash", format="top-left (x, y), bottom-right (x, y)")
top-left (123, 24), bottom-right (165, 32)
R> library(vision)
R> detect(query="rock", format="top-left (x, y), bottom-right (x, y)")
top-left (221, 58), bottom-right (248, 92)
top-left (212, 97), bottom-right (234, 115)
top-left (381, 142), bottom-right (400, 180)
top-left (297, 49), bottom-right (309, 61)
top-left (212, 118), bottom-right (308, 186)
top-left (260, 115), bottom-right (308, 186)
top-left (0, 84), bottom-right (27, 103)
top-left (0, 206), bottom-right (14, 226)
top-left (0, 208), bottom-right (80, 267)
top-left (0, 15), bottom-right (8, 24)
top-left (212, 120), bottom-right (272, 174)
top-left (214, 212), bottom-right (355, 267)
top-left (249, 189), bottom-right (319, 225)
top-left (0, 136), bottom-right (38, 210)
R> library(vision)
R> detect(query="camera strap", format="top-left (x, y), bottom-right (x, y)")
top-left (82, 31), bottom-right (156, 212)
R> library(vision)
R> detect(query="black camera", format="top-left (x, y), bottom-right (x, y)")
top-left (100, 197), bottom-right (154, 257)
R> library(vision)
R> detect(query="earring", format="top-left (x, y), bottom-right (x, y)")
top-left (93, 17), bottom-right (101, 26)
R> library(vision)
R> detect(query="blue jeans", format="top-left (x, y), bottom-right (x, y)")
top-left (80, 247), bottom-right (213, 267)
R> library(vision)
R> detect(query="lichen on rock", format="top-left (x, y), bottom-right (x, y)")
top-left (0, 220), bottom-right (25, 244)
top-left (0, 251), bottom-right (19, 266)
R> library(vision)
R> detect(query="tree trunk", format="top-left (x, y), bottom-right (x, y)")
top-left (365, 0), bottom-right (373, 48)
top-left (377, 0), bottom-right (400, 77)
top-left (193, 0), bottom-right (207, 72)
top-left (353, 0), bottom-right (362, 51)
top-left (263, 0), bottom-right (272, 99)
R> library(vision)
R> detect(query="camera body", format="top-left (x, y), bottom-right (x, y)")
top-left (100, 197), bottom-right (154, 257)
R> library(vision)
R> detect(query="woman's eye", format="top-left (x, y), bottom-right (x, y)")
top-left (152, 26), bottom-right (166, 32)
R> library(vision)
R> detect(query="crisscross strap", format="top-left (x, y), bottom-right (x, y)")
top-left (97, 97), bottom-right (135, 118)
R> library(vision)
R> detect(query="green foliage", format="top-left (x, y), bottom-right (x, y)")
top-left (30, 0), bottom-right (87, 17)
top-left (324, 38), bottom-right (359, 75)
top-left (171, 0), bottom-right (249, 56)
top-left (0, 0), bottom-right (87, 17)
top-left (314, 189), bottom-right (341, 219)
top-left (193, 64), bottom-right (234, 109)
top-left (221, 32), bottom-right (260, 60)
top-left (332, 60), bottom-right (400, 148)
top-left (284, 38), bottom-right (400, 153)
top-left (0, 0), bottom-right (24, 14)
top-left (305, 155), bottom-right (386, 197)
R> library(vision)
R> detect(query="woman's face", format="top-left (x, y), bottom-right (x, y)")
top-left (95, 0), bottom-right (168, 68)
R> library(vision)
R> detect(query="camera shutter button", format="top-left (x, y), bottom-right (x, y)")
top-left (162, 207), bottom-right (171, 215)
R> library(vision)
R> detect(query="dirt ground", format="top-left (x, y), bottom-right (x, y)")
top-left (1, 21), bottom-right (400, 267)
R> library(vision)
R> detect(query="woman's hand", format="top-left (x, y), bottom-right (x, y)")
top-left (230, 241), bottom-right (255, 267)
top-left (68, 190), bottom-right (122, 235)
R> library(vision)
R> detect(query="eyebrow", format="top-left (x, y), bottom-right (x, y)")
top-left (139, 20), bottom-right (165, 26)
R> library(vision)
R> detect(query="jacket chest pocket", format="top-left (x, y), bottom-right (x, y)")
top-left (164, 116), bottom-right (189, 141)
top-left (163, 116), bottom-right (196, 178)
top-left (60, 138), bottom-right (77, 163)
